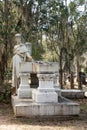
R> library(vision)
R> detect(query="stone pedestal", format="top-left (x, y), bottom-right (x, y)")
top-left (32, 73), bottom-right (58, 103)
top-left (18, 73), bottom-right (31, 98)
top-left (12, 61), bottom-right (80, 117)
top-left (12, 95), bottom-right (80, 117)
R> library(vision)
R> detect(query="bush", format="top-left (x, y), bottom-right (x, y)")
top-left (0, 83), bottom-right (11, 103)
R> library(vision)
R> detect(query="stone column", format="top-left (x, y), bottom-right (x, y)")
top-left (54, 73), bottom-right (58, 88)
top-left (53, 73), bottom-right (61, 96)
top-left (32, 73), bottom-right (58, 103)
top-left (18, 72), bottom-right (31, 98)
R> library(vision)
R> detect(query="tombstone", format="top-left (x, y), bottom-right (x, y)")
top-left (12, 34), bottom-right (80, 117)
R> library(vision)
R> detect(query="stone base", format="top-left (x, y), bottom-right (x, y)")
top-left (32, 90), bottom-right (58, 103)
top-left (12, 95), bottom-right (80, 117)
top-left (18, 88), bottom-right (32, 98)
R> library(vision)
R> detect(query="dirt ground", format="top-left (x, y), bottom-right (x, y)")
top-left (0, 99), bottom-right (87, 130)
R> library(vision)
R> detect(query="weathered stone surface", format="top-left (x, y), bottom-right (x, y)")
top-left (33, 61), bottom-right (58, 73)
top-left (12, 95), bottom-right (80, 117)
top-left (17, 88), bottom-right (32, 98)
top-left (61, 89), bottom-right (85, 99)
top-left (32, 73), bottom-right (58, 103)
top-left (18, 72), bottom-right (31, 98)
top-left (12, 60), bottom-right (80, 117)
top-left (32, 89), bottom-right (58, 103)
top-left (19, 62), bottom-right (33, 73)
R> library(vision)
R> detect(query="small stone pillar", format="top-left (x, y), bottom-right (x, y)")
top-left (32, 73), bottom-right (58, 103)
top-left (18, 72), bottom-right (31, 98)
top-left (54, 73), bottom-right (58, 88)
top-left (53, 73), bottom-right (61, 96)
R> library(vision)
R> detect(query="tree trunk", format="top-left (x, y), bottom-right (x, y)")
top-left (0, 54), bottom-right (6, 84)
top-left (70, 72), bottom-right (74, 89)
top-left (77, 59), bottom-right (82, 89)
top-left (4, 0), bottom-right (9, 69)
top-left (59, 49), bottom-right (63, 89)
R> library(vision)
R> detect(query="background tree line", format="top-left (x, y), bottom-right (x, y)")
top-left (0, 0), bottom-right (87, 89)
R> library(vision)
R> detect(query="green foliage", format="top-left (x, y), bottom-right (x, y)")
top-left (0, 83), bottom-right (11, 103)
top-left (80, 103), bottom-right (87, 112)
top-left (32, 43), bottom-right (45, 60)
top-left (69, 2), bottom-right (77, 15)
top-left (84, 67), bottom-right (87, 73)
top-left (0, 0), bottom-right (87, 89)
top-left (77, 0), bottom-right (85, 5)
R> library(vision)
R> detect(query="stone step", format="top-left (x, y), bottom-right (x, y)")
top-left (12, 95), bottom-right (80, 117)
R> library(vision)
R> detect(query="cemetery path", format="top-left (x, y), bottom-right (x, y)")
top-left (0, 99), bottom-right (87, 130)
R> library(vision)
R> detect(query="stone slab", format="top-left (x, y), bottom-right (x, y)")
top-left (33, 62), bottom-right (58, 73)
top-left (19, 62), bottom-right (33, 73)
top-left (12, 96), bottom-right (80, 117)
top-left (32, 90), bottom-right (58, 103)
top-left (19, 61), bottom-right (58, 73)
top-left (18, 88), bottom-right (32, 98)
top-left (61, 89), bottom-right (85, 99)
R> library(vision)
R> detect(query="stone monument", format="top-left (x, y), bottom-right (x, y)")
top-left (12, 34), bottom-right (80, 117)
top-left (32, 61), bottom-right (58, 103)
top-left (12, 34), bottom-right (33, 97)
